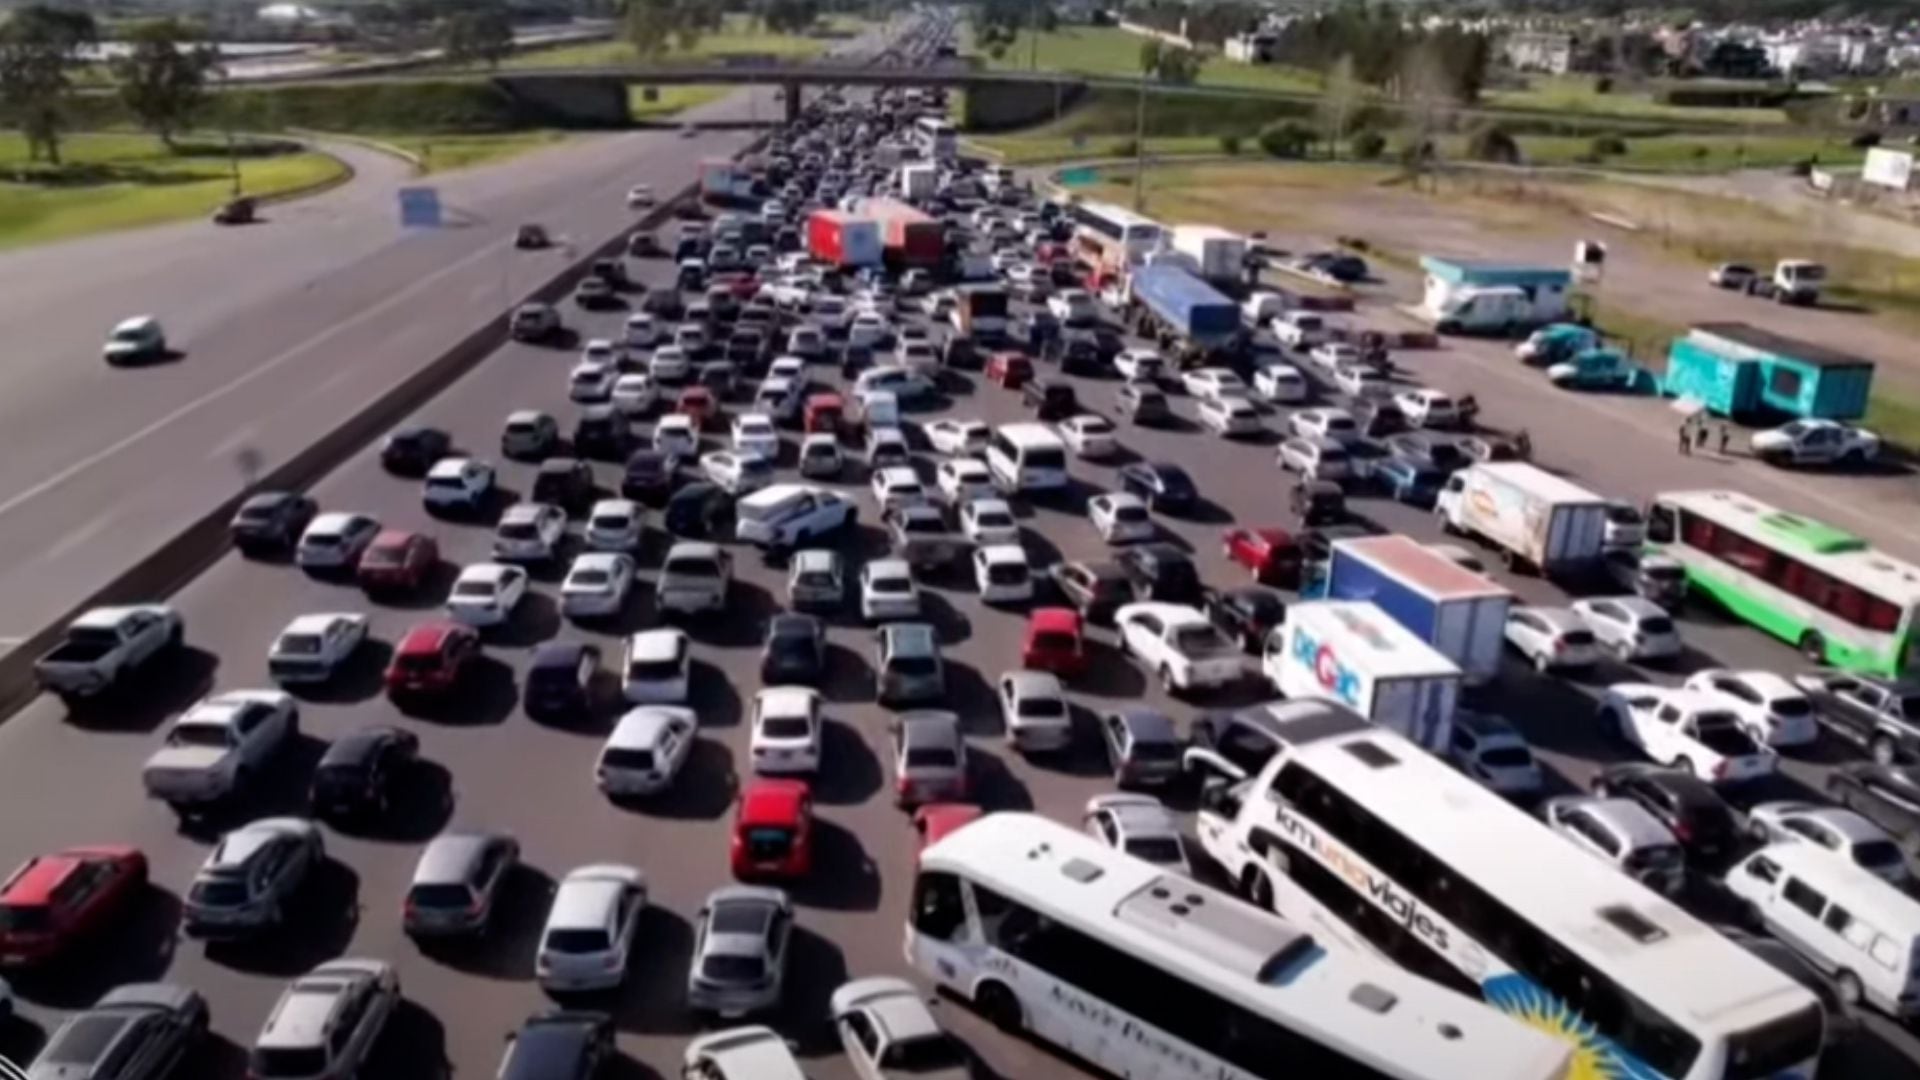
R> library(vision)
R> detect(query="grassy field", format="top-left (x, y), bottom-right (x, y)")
top-left (975, 25), bottom-right (1322, 94)
top-left (353, 130), bottom-right (573, 173)
top-left (629, 84), bottom-right (729, 120)
top-left (0, 132), bottom-right (346, 250)
top-left (488, 16), bottom-right (839, 70)
top-left (1486, 73), bottom-right (1791, 126)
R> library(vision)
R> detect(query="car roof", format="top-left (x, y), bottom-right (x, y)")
top-left (1112, 708), bottom-right (1179, 743)
top-left (319, 726), bottom-right (403, 768)
top-left (399, 620), bottom-right (466, 653)
top-left (1003, 670), bottom-right (1064, 696)
top-left (740, 779), bottom-right (809, 822)
top-left (665, 540), bottom-right (722, 560)
top-left (504, 1013), bottom-right (603, 1079)
top-left (626, 629), bottom-right (686, 661)
top-left (1572, 798), bottom-right (1676, 847)
top-left (881, 622), bottom-right (937, 653)
top-left (757, 686), bottom-right (817, 715)
top-left (609, 706), bottom-right (693, 749)
top-left (531, 642), bottom-right (592, 669)
top-left (1029, 607), bottom-right (1080, 632)
top-left (414, 830), bottom-right (508, 883)
top-left (307, 511), bottom-right (364, 532)
top-left (549, 866), bottom-right (639, 928)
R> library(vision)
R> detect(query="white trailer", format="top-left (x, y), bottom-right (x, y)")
top-left (1436, 462), bottom-right (1610, 577)
top-left (1171, 224), bottom-right (1247, 285)
top-left (1261, 600), bottom-right (1461, 753)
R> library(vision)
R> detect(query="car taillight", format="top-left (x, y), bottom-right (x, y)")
top-left (1671, 820), bottom-right (1692, 842)
top-left (1713, 761), bottom-right (1730, 780)
top-left (897, 775), bottom-right (911, 793)
top-left (1552, 639), bottom-right (1567, 654)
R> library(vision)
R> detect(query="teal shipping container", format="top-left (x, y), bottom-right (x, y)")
top-left (1663, 322), bottom-right (1874, 421)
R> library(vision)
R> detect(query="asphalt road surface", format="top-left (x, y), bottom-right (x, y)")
top-left (1, 208), bottom-right (1918, 1078)
top-left (0, 90), bottom-right (782, 654)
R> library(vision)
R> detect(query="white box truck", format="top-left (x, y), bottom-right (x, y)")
top-left (1323, 535), bottom-right (1513, 685)
top-left (1436, 462), bottom-right (1610, 577)
top-left (898, 163), bottom-right (939, 202)
top-left (1171, 225), bottom-right (1247, 285)
top-left (1262, 600), bottom-right (1461, 753)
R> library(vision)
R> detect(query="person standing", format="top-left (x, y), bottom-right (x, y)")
top-left (1718, 422), bottom-right (1731, 456)
top-left (1695, 419), bottom-right (1711, 452)
top-left (1678, 418), bottom-right (1693, 455)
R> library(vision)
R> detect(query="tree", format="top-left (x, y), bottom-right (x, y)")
top-left (111, 18), bottom-right (219, 149)
top-left (1466, 124), bottom-right (1519, 164)
top-left (623, 0), bottom-right (682, 58)
top-left (1138, 38), bottom-right (1201, 85)
top-left (443, 4), bottom-right (515, 69)
top-left (1318, 54), bottom-right (1360, 159)
top-left (1257, 119), bottom-right (1313, 158)
top-left (0, 5), bottom-right (98, 165)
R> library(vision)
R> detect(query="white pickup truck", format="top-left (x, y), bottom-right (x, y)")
top-left (33, 605), bottom-right (183, 702)
top-left (1115, 602), bottom-right (1245, 694)
top-left (1598, 683), bottom-right (1777, 784)
top-left (142, 690), bottom-right (297, 810)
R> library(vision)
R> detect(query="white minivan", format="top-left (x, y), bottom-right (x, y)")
top-left (1726, 842), bottom-right (1920, 1019)
top-left (985, 423), bottom-right (1069, 494)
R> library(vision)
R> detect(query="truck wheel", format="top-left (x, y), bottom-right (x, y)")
top-left (1836, 970), bottom-right (1864, 1008)
top-left (1798, 631), bottom-right (1826, 665)
top-left (1675, 756), bottom-right (1696, 780)
top-left (1873, 735), bottom-right (1897, 766)
top-left (975, 982), bottom-right (1023, 1033)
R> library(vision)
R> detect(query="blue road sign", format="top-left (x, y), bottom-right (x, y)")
top-left (398, 186), bottom-right (442, 228)
top-left (1058, 167), bottom-right (1099, 188)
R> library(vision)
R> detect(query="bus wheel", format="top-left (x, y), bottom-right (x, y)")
top-left (1243, 870), bottom-right (1275, 912)
top-left (975, 982), bottom-right (1023, 1033)
top-left (1873, 736), bottom-right (1897, 766)
top-left (1798, 631), bottom-right (1826, 665)
top-left (1836, 970), bottom-right (1864, 1008)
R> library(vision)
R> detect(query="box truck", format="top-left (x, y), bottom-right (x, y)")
top-left (898, 163), bottom-right (939, 202)
top-left (951, 285), bottom-right (1010, 339)
top-left (805, 210), bottom-right (883, 269)
top-left (1262, 600), bottom-right (1461, 753)
top-left (1323, 535), bottom-right (1513, 685)
top-left (1436, 462), bottom-right (1610, 577)
top-left (1171, 224), bottom-right (1247, 285)
top-left (1129, 263), bottom-right (1240, 350)
top-left (850, 197), bottom-right (944, 269)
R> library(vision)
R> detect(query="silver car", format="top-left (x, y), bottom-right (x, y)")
top-left (1572, 596), bottom-right (1682, 663)
top-left (876, 623), bottom-right (945, 706)
top-left (889, 711), bottom-right (969, 807)
top-left (830, 976), bottom-right (973, 1080)
top-left (687, 886), bottom-right (793, 1019)
top-left (183, 817), bottom-right (323, 939)
top-left (249, 959), bottom-right (398, 1080)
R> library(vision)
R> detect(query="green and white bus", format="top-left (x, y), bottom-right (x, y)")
top-left (1646, 490), bottom-right (1920, 677)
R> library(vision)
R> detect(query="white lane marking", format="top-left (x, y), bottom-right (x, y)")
top-left (41, 505), bottom-right (122, 562)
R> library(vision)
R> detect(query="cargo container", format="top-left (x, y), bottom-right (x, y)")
top-left (805, 210), bottom-right (883, 269)
top-left (1171, 224), bottom-right (1247, 285)
top-left (1129, 263), bottom-right (1239, 349)
top-left (1436, 462), bottom-right (1610, 577)
top-left (700, 160), bottom-right (756, 206)
top-left (1261, 600), bottom-right (1461, 752)
top-left (1663, 322), bottom-right (1874, 422)
top-left (1323, 535), bottom-right (1514, 684)
top-left (851, 197), bottom-right (944, 269)
top-left (951, 285), bottom-right (1010, 339)
top-left (898, 162), bottom-right (939, 202)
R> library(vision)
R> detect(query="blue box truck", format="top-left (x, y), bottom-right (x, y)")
top-left (1324, 534), bottom-right (1515, 684)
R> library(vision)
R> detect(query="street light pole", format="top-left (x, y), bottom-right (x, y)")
top-left (1131, 69), bottom-right (1147, 212)
top-left (222, 68), bottom-right (241, 197)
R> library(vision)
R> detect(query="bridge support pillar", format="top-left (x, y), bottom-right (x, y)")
top-left (783, 81), bottom-right (802, 125)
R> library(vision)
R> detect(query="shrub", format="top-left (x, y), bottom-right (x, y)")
top-left (1466, 125), bottom-right (1520, 164)
top-left (1257, 120), bottom-right (1313, 159)
top-left (1350, 130), bottom-right (1386, 160)
top-left (1218, 132), bottom-right (1242, 155)
top-left (1590, 134), bottom-right (1628, 158)
top-left (1108, 138), bottom-right (1139, 157)
top-left (1851, 130), bottom-right (1882, 149)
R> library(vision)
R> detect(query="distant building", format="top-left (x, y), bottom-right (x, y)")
top-left (1225, 32), bottom-right (1278, 64)
top-left (1503, 30), bottom-right (1574, 75)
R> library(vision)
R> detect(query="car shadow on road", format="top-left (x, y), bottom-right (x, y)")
top-left (7, 883), bottom-right (182, 1009)
top-left (367, 998), bottom-right (452, 1080)
top-left (781, 927), bottom-right (853, 1054)
top-left (942, 662), bottom-right (1002, 739)
top-left (62, 645), bottom-right (220, 733)
top-left (338, 758), bottom-right (455, 845)
top-left (0, 1014), bottom-right (44, 1070)
top-left (419, 863), bottom-right (554, 982)
top-left (685, 582), bottom-right (779, 648)
top-left (204, 857), bottom-right (360, 978)
top-left (790, 820), bottom-right (883, 913)
top-left (287, 639), bottom-right (395, 705)
top-left (1073, 640), bottom-right (1147, 700)
top-left (173, 1030), bottom-right (249, 1080)
top-left (610, 905), bottom-right (698, 1036)
top-left (490, 591), bottom-right (563, 648)
top-left (818, 642), bottom-right (876, 704)
top-left (632, 739), bottom-right (737, 821)
top-left (967, 747), bottom-right (1034, 812)
top-left (689, 660), bottom-right (745, 727)
top-left (813, 719), bottom-right (883, 806)
top-left (920, 591), bottom-right (974, 646)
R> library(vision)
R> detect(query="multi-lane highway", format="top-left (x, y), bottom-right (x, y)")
top-left (1, 169), bottom-right (1918, 1079)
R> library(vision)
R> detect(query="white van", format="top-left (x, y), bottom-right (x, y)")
top-left (1726, 843), bottom-right (1920, 1019)
top-left (986, 423), bottom-right (1069, 494)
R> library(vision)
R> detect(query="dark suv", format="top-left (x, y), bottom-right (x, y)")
top-left (1117, 543), bottom-right (1203, 606)
top-left (1593, 763), bottom-right (1741, 868)
top-left (311, 726), bottom-right (419, 822)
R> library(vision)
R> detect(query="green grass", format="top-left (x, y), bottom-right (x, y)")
top-left (1401, 131), bottom-right (1863, 173)
top-left (974, 25), bottom-right (1322, 94)
top-left (629, 84), bottom-right (729, 120)
top-left (486, 15), bottom-right (834, 70)
top-left (350, 130), bottom-right (572, 173)
top-left (1865, 392), bottom-right (1920, 451)
top-left (0, 131), bottom-right (346, 250)
top-left (972, 133), bottom-right (1228, 164)
top-left (1487, 74), bottom-right (1791, 126)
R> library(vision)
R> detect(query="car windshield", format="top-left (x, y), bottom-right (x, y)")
top-left (1626, 844), bottom-right (1684, 871)
top-left (1482, 746), bottom-right (1534, 768)
top-left (453, 581), bottom-right (496, 598)
top-left (1696, 716), bottom-right (1757, 754)
top-left (252, 1048), bottom-right (331, 1078)
top-left (1640, 616), bottom-right (1676, 635)
top-left (628, 659), bottom-right (682, 681)
top-left (987, 564), bottom-right (1028, 585)
top-left (277, 633), bottom-right (324, 655)
top-left (743, 828), bottom-right (793, 860)
top-left (1017, 696), bottom-right (1065, 718)
top-left (1112, 504), bottom-right (1148, 523)
top-left (1125, 837), bottom-right (1183, 864)
top-left (0, 904), bottom-right (51, 933)
top-left (761, 716), bottom-right (812, 739)
top-left (571, 569), bottom-right (612, 588)
top-left (407, 883), bottom-right (474, 910)
top-left (1171, 625), bottom-right (1232, 656)
top-left (168, 722), bottom-right (233, 748)
top-left (188, 877), bottom-right (250, 907)
top-left (702, 954), bottom-right (767, 983)
top-left (884, 1034), bottom-right (969, 1071)
top-left (975, 510), bottom-right (1013, 529)
top-left (603, 747), bottom-right (656, 771)
top-left (871, 576), bottom-right (912, 595)
top-left (594, 514), bottom-right (633, 532)
top-left (545, 928), bottom-right (611, 954)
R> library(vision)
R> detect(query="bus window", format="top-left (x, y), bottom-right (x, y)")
top-left (912, 871), bottom-right (965, 940)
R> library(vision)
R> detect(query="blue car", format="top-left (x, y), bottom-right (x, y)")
top-left (1375, 458), bottom-right (1444, 507)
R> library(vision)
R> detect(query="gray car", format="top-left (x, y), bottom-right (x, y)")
top-left (829, 976), bottom-right (973, 1080)
top-left (889, 712), bottom-right (969, 807)
top-left (250, 958), bottom-right (399, 1080)
top-left (1099, 707), bottom-right (1183, 787)
top-left (687, 886), bottom-right (793, 1020)
top-left (403, 829), bottom-right (519, 938)
top-left (27, 982), bottom-right (207, 1080)
top-left (183, 817), bottom-right (323, 939)
top-left (876, 622), bottom-right (945, 707)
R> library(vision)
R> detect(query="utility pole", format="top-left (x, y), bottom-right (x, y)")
top-left (221, 67), bottom-right (240, 197)
top-left (1131, 66), bottom-right (1148, 211)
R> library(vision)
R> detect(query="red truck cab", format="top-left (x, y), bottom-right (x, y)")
top-left (1021, 608), bottom-right (1086, 677)
top-left (804, 393), bottom-right (844, 435)
top-left (0, 845), bottom-right (147, 966)
top-left (911, 804), bottom-right (985, 865)
top-left (1223, 526), bottom-right (1303, 587)
top-left (731, 779), bottom-right (813, 881)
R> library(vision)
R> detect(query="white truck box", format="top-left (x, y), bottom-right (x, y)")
top-left (1437, 462), bottom-right (1609, 577)
top-left (1262, 601), bottom-right (1461, 752)
top-left (1171, 224), bottom-right (1247, 285)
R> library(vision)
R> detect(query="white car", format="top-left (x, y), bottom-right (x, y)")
top-left (1195, 396), bottom-right (1263, 438)
top-left (1571, 596), bottom-right (1682, 663)
top-left (684, 1027), bottom-right (805, 1080)
top-left (297, 512), bottom-right (380, 570)
top-left (1181, 367), bottom-right (1249, 402)
top-left (921, 291), bottom-right (957, 319)
top-left (1288, 407), bottom-right (1359, 445)
top-left (854, 366), bottom-right (935, 402)
top-left (1395, 388), bottom-right (1460, 428)
top-left (731, 413), bottom-right (781, 462)
top-left (1048, 289), bottom-right (1098, 325)
top-left (959, 498), bottom-right (1019, 546)
top-left (627, 183), bottom-right (655, 207)
top-left (142, 690), bottom-right (298, 808)
top-left (585, 499), bottom-right (644, 552)
top-left (1253, 362), bottom-right (1309, 403)
top-left (830, 978), bottom-right (972, 1080)
top-left (751, 687), bottom-right (823, 774)
top-left (674, 324), bottom-right (711, 354)
top-left (1276, 436), bottom-right (1349, 481)
top-left (653, 414), bottom-right (700, 457)
top-left (598, 706), bottom-right (697, 798)
top-left (491, 502), bottom-right (565, 564)
top-left (1272, 311), bottom-right (1331, 349)
top-left (865, 424), bottom-right (909, 468)
top-left (702, 451), bottom-right (773, 496)
top-left (798, 434), bottom-right (843, 479)
top-left (1682, 669), bottom-right (1820, 748)
top-left (860, 558), bottom-right (921, 622)
top-left (1057, 415), bottom-right (1119, 458)
top-left (1307, 341), bottom-right (1360, 370)
top-left (650, 345), bottom-right (693, 382)
top-left (562, 552), bottom-right (636, 619)
top-left (973, 544), bottom-right (1033, 604)
top-left (1540, 795), bottom-right (1685, 896)
top-left (787, 324), bottom-right (827, 359)
top-left (581, 338), bottom-right (621, 368)
top-left (422, 457), bottom-right (495, 513)
top-left (624, 313), bottom-right (663, 348)
top-left (622, 629), bottom-right (690, 703)
top-left (1115, 602), bottom-right (1244, 693)
top-left (267, 613), bottom-right (368, 685)
top-left (1087, 492), bottom-right (1155, 544)
top-left (1113, 348), bottom-right (1163, 384)
top-left (1751, 419), bottom-right (1882, 467)
top-left (612, 374), bottom-right (660, 416)
top-left (1503, 606), bottom-right (1601, 672)
top-left (536, 864), bottom-right (647, 992)
top-left (754, 377), bottom-right (804, 423)
top-left (1744, 802), bottom-right (1910, 885)
top-left (1083, 793), bottom-right (1192, 876)
top-left (767, 355), bottom-right (806, 382)
top-left (997, 670), bottom-right (1072, 753)
top-left (848, 312), bottom-right (891, 349)
top-left (1446, 709), bottom-right (1544, 798)
top-left (1598, 683), bottom-right (1778, 784)
top-left (935, 458), bottom-right (994, 505)
top-left (925, 418), bottom-right (990, 457)
top-left (871, 466), bottom-right (929, 511)
top-left (1333, 363), bottom-right (1390, 399)
top-left (446, 563), bottom-right (528, 627)
top-left (569, 360), bottom-right (618, 403)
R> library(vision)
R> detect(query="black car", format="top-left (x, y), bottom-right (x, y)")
top-left (229, 491), bottom-right (316, 554)
top-left (1593, 763), bottom-right (1741, 868)
top-left (727, 328), bottom-right (771, 373)
top-left (622, 449), bottom-right (679, 503)
top-left (664, 481), bottom-right (733, 538)
top-left (1189, 706), bottom-right (1296, 781)
top-left (523, 642), bottom-right (601, 720)
top-left (532, 458), bottom-right (596, 514)
top-left (572, 406), bottom-right (629, 462)
top-left (1118, 462), bottom-right (1197, 514)
top-left (641, 289), bottom-right (686, 321)
top-left (1714, 926), bottom-right (1859, 1047)
top-left (627, 231), bottom-right (665, 258)
top-left (1300, 522), bottom-right (1382, 573)
top-left (1289, 479), bottom-right (1345, 526)
top-left (1206, 587), bottom-right (1287, 653)
top-left (514, 224), bottom-right (550, 249)
top-left (1827, 763), bottom-right (1920, 847)
top-left (32, 983), bottom-right (208, 1080)
top-left (1057, 331), bottom-right (1103, 376)
top-left (1117, 543), bottom-right (1203, 606)
top-left (1100, 707), bottom-right (1184, 788)
top-left (761, 613), bottom-right (827, 685)
top-left (311, 725), bottom-right (420, 820)
top-left (574, 277), bottom-right (619, 309)
top-left (381, 426), bottom-right (452, 476)
top-left (498, 1011), bottom-right (614, 1080)
top-left (591, 259), bottom-right (631, 290)
top-left (1047, 560), bottom-right (1133, 626)
top-left (1349, 399), bottom-right (1408, 439)
top-left (1024, 380), bottom-right (1077, 421)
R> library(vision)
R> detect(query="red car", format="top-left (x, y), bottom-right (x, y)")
top-left (1021, 607), bottom-right (1086, 677)
top-left (1223, 526), bottom-right (1303, 587)
top-left (985, 352), bottom-right (1033, 389)
top-left (678, 386), bottom-right (717, 429)
top-left (911, 804), bottom-right (985, 864)
top-left (385, 621), bottom-right (478, 701)
top-left (804, 393), bottom-right (844, 435)
top-left (730, 779), bottom-right (813, 881)
top-left (0, 845), bottom-right (147, 966)
top-left (357, 529), bottom-right (439, 595)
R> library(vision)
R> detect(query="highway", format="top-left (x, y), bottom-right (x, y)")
top-left (1, 187), bottom-right (1919, 1078)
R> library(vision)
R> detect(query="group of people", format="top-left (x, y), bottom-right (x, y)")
top-left (1678, 414), bottom-right (1732, 457)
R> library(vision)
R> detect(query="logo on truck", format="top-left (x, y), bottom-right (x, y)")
top-left (1293, 631), bottom-right (1361, 706)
